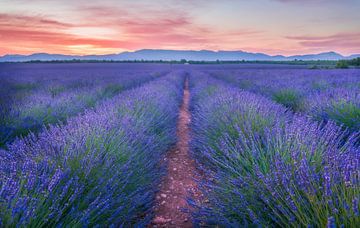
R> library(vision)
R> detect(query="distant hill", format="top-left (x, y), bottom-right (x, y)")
top-left (0, 49), bottom-right (358, 62)
top-left (348, 54), bottom-right (360, 59)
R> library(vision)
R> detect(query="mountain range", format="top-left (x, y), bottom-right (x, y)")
top-left (1, 49), bottom-right (359, 62)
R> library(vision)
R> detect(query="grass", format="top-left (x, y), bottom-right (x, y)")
top-left (324, 100), bottom-right (360, 131)
top-left (100, 84), bottom-right (124, 98)
top-left (272, 89), bottom-right (305, 112)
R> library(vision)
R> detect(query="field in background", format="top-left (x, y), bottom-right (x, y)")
top-left (0, 63), bottom-right (359, 227)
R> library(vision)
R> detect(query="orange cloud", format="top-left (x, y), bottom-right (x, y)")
top-left (0, 10), bottom-right (224, 55)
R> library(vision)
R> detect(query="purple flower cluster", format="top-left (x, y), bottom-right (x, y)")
top-left (0, 69), bottom-right (184, 226)
top-left (1, 63), bottom-right (358, 226)
top-left (209, 68), bottom-right (360, 131)
top-left (189, 72), bottom-right (360, 227)
top-left (0, 63), bottom-right (169, 147)
top-left (309, 87), bottom-right (360, 131)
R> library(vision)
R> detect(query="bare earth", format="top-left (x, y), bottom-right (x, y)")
top-left (151, 78), bottom-right (202, 227)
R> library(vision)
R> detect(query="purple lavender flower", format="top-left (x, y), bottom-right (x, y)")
top-left (189, 71), bottom-right (360, 227)
top-left (0, 67), bottom-right (184, 226)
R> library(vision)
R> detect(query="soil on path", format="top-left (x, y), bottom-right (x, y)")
top-left (151, 77), bottom-right (202, 227)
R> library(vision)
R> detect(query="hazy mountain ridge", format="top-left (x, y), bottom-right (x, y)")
top-left (0, 49), bottom-right (358, 62)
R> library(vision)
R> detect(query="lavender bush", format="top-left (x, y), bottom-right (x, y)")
top-left (190, 73), bottom-right (360, 227)
top-left (0, 63), bottom-right (167, 147)
top-left (210, 68), bottom-right (360, 131)
top-left (1, 63), bottom-right (358, 226)
top-left (0, 71), bottom-right (184, 226)
top-left (309, 88), bottom-right (360, 132)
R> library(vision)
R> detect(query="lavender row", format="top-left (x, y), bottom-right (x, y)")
top-left (0, 71), bottom-right (184, 226)
top-left (0, 63), bottom-right (168, 147)
top-left (189, 72), bottom-right (359, 227)
top-left (209, 68), bottom-right (360, 132)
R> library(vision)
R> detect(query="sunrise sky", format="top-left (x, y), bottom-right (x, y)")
top-left (0, 0), bottom-right (359, 56)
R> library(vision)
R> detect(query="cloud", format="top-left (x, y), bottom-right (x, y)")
top-left (0, 27), bottom-right (136, 48)
top-left (0, 12), bottom-right (212, 54)
top-left (0, 13), bottom-right (73, 28)
top-left (6, 1), bottom-right (353, 55)
top-left (286, 33), bottom-right (360, 41)
top-left (121, 17), bottom-right (191, 34)
top-left (285, 33), bottom-right (360, 52)
top-left (0, 7), bottom-right (266, 55)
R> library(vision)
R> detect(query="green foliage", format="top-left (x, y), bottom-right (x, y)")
top-left (100, 84), bottom-right (123, 98)
top-left (325, 100), bottom-right (360, 131)
top-left (12, 82), bottom-right (39, 91)
top-left (308, 65), bottom-right (319, 69)
top-left (272, 89), bottom-right (304, 112)
top-left (334, 58), bottom-right (360, 69)
top-left (311, 80), bottom-right (328, 91)
top-left (49, 86), bottom-right (66, 97)
top-left (336, 60), bottom-right (349, 69)
top-left (347, 57), bottom-right (360, 66)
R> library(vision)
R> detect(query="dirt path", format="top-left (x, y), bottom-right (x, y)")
top-left (151, 77), bottom-right (202, 227)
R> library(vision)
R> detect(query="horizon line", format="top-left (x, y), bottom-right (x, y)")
top-left (1, 49), bottom-right (359, 58)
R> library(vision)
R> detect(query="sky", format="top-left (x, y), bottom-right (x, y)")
top-left (0, 0), bottom-right (359, 56)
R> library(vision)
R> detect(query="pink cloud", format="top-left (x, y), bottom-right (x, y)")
top-left (3, 3), bottom-right (356, 56)
top-left (286, 33), bottom-right (360, 41)
top-left (0, 13), bottom-right (73, 28)
top-left (122, 17), bottom-right (191, 34)
top-left (0, 6), bottom-right (223, 54)
top-left (285, 33), bottom-right (360, 52)
top-left (0, 28), bottom-right (141, 47)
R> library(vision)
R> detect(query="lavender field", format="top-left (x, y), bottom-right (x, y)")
top-left (0, 63), bottom-right (359, 227)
